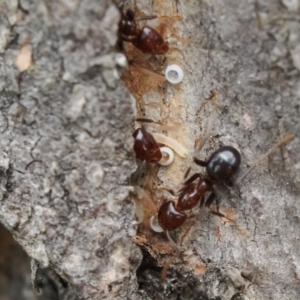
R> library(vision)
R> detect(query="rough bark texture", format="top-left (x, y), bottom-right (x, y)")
top-left (0, 0), bottom-right (140, 299)
top-left (0, 0), bottom-right (300, 300)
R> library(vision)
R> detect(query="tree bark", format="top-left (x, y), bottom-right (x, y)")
top-left (0, 0), bottom-right (300, 300)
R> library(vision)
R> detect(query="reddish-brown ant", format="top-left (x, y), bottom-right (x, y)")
top-left (118, 3), bottom-right (169, 56)
top-left (158, 135), bottom-right (293, 231)
top-left (155, 91), bottom-right (292, 235)
top-left (132, 118), bottom-right (187, 166)
top-left (156, 134), bottom-right (293, 235)
top-left (154, 134), bottom-right (293, 281)
top-left (157, 146), bottom-right (242, 232)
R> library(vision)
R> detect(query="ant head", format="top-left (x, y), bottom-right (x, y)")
top-left (206, 146), bottom-right (241, 181)
top-left (119, 9), bottom-right (140, 36)
top-left (126, 9), bottom-right (135, 20)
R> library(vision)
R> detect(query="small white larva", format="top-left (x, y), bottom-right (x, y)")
top-left (158, 147), bottom-right (174, 166)
top-left (152, 133), bottom-right (188, 158)
top-left (165, 64), bottom-right (184, 84)
top-left (150, 216), bottom-right (164, 232)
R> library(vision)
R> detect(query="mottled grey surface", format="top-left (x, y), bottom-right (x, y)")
top-left (178, 1), bottom-right (300, 299)
top-left (0, 0), bottom-right (140, 299)
top-left (0, 0), bottom-right (300, 300)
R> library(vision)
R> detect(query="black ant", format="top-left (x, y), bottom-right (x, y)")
top-left (118, 3), bottom-right (169, 57)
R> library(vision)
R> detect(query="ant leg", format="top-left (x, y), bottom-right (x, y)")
top-left (194, 157), bottom-right (207, 167)
top-left (225, 178), bottom-right (234, 187)
top-left (157, 186), bottom-right (176, 196)
top-left (205, 196), bottom-right (236, 224)
top-left (209, 210), bottom-right (235, 224)
top-left (214, 193), bottom-right (220, 212)
top-left (161, 219), bottom-right (183, 281)
top-left (166, 230), bottom-right (180, 253)
top-left (120, 35), bottom-right (134, 43)
top-left (135, 15), bottom-right (157, 21)
top-left (205, 191), bottom-right (216, 207)
top-left (234, 134), bottom-right (294, 186)
top-left (161, 250), bottom-right (180, 281)
top-left (184, 166), bottom-right (192, 180)
top-left (183, 173), bottom-right (203, 185)
top-left (191, 196), bottom-right (205, 213)
top-left (199, 196), bottom-right (205, 208)
top-left (128, 54), bottom-right (152, 63)
top-left (130, 61), bottom-right (166, 81)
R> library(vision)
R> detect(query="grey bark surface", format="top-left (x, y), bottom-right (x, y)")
top-left (0, 0), bottom-right (300, 300)
top-left (0, 0), bottom-right (140, 299)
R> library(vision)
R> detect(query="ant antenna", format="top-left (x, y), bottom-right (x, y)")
top-left (118, 0), bottom-right (124, 9)
top-left (161, 251), bottom-right (180, 281)
top-left (197, 90), bottom-right (218, 152)
top-left (135, 15), bottom-right (158, 22)
top-left (135, 118), bottom-right (176, 131)
top-left (130, 63), bottom-right (166, 81)
top-left (161, 231), bottom-right (181, 281)
top-left (166, 230), bottom-right (181, 253)
top-left (234, 134), bottom-right (294, 186)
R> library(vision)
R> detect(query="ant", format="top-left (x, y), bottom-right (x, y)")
top-left (156, 134), bottom-right (294, 232)
top-left (117, 1), bottom-right (169, 59)
top-left (155, 134), bottom-right (293, 281)
top-left (149, 90), bottom-right (293, 279)
top-left (155, 91), bottom-right (294, 234)
top-left (156, 91), bottom-right (238, 231)
top-left (157, 145), bottom-right (242, 232)
top-left (132, 118), bottom-right (187, 166)
top-left (155, 102), bottom-right (294, 231)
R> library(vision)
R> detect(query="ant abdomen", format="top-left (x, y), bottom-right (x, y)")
top-left (133, 127), bottom-right (162, 163)
top-left (158, 201), bottom-right (187, 231)
top-left (132, 26), bottom-right (169, 55)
